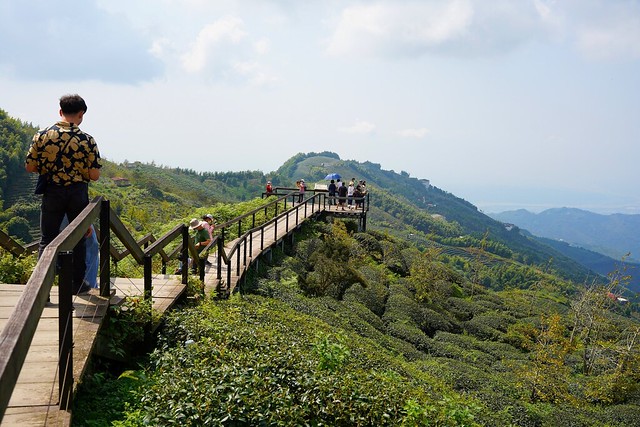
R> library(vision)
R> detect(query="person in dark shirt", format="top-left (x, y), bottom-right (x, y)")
top-left (328, 179), bottom-right (337, 205)
top-left (338, 182), bottom-right (348, 210)
top-left (26, 94), bottom-right (102, 295)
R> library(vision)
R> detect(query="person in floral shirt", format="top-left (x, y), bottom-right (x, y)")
top-left (25, 94), bottom-right (102, 295)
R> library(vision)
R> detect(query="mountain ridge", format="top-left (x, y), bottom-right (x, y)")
top-left (489, 207), bottom-right (640, 263)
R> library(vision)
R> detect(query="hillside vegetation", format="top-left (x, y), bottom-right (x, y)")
top-left (2, 112), bottom-right (639, 425)
top-left (79, 220), bottom-right (640, 426)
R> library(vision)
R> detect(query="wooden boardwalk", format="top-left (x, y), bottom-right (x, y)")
top-left (0, 276), bottom-right (185, 426)
top-left (201, 202), bottom-right (364, 295)
top-left (0, 197), bottom-right (365, 426)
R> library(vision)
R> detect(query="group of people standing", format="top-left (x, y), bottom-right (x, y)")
top-left (327, 178), bottom-right (367, 210)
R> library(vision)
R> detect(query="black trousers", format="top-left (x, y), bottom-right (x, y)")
top-left (39, 182), bottom-right (89, 292)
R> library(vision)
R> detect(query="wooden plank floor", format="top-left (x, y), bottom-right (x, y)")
top-left (0, 274), bottom-right (186, 426)
top-left (202, 201), bottom-right (364, 295)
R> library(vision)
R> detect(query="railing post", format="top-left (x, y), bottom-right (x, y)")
top-left (143, 255), bottom-right (152, 302)
top-left (274, 215), bottom-right (278, 241)
top-left (58, 251), bottom-right (74, 410)
top-left (243, 237), bottom-right (247, 265)
top-left (181, 226), bottom-right (189, 285)
top-left (199, 256), bottom-right (205, 282)
top-left (227, 255), bottom-right (232, 291)
top-left (217, 239), bottom-right (223, 281)
top-left (260, 227), bottom-right (264, 251)
top-left (99, 199), bottom-right (110, 298)
top-left (238, 219), bottom-right (242, 239)
top-left (143, 254), bottom-right (153, 344)
top-left (236, 244), bottom-right (241, 275)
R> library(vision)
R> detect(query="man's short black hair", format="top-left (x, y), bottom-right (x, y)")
top-left (59, 94), bottom-right (88, 115)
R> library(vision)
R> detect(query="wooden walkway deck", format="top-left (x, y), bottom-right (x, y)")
top-left (0, 276), bottom-right (185, 426)
top-left (201, 202), bottom-right (364, 295)
top-left (0, 199), bottom-right (365, 426)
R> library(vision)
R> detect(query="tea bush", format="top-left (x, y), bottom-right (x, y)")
top-left (385, 320), bottom-right (434, 352)
top-left (344, 264), bottom-right (389, 317)
top-left (118, 297), bottom-right (484, 426)
top-left (446, 297), bottom-right (489, 320)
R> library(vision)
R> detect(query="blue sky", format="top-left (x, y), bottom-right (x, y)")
top-left (1, 0), bottom-right (639, 214)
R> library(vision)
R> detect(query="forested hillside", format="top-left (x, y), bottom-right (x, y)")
top-left (0, 109), bottom-right (40, 243)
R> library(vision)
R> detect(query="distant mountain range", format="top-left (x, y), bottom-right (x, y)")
top-left (489, 208), bottom-right (640, 292)
top-left (489, 208), bottom-right (640, 263)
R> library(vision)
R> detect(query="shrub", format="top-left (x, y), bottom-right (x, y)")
top-left (385, 321), bottom-right (435, 352)
top-left (341, 298), bottom-right (385, 332)
top-left (464, 314), bottom-right (508, 341)
top-left (446, 297), bottom-right (490, 320)
top-left (422, 306), bottom-right (462, 336)
top-left (0, 251), bottom-right (36, 284)
top-left (344, 264), bottom-right (389, 316)
top-left (353, 232), bottom-right (383, 261)
top-left (428, 340), bottom-right (495, 367)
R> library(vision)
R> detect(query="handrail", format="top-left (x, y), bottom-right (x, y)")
top-left (0, 229), bottom-right (38, 257)
top-left (109, 211), bottom-right (145, 264)
top-left (0, 195), bottom-right (103, 418)
top-left (0, 194), bottom-right (200, 419)
top-left (217, 192), bottom-right (330, 293)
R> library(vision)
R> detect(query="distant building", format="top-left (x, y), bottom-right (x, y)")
top-left (112, 177), bottom-right (131, 187)
top-left (420, 179), bottom-right (431, 189)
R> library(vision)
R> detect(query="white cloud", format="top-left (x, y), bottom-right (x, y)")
top-left (339, 120), bottom-right (376, 134)
top-left (233, 61), bottom-right (278, 86)
top-left (174, 16), bottom-right (279, 84)
top-left (397, 128), bottom-right (429, 138)
top-left (532, 0), bottom-right (640, 61)
top-left (326, 0), bottom-right (474, 57)
top-left (182, 17), bottom-right (248, 73)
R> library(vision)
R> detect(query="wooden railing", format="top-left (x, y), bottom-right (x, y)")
top-left (0, 196), bottom-right (195, 419)
top-left (0, 230), bottom-right (38, 257)
top-left (215, 188), bottom-right (370, 293)
top-left (0, 190), bottom-right (370, 419)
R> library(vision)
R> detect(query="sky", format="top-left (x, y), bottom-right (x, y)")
top-left (1, 0), bottom-right (639, 214)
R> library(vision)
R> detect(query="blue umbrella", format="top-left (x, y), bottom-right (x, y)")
top-left (324, 173), bottom-right (341, 180)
